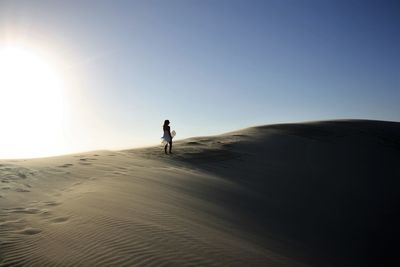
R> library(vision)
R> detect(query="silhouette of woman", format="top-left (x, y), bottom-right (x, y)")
top-left (162, 120), bottom-right (172, 154)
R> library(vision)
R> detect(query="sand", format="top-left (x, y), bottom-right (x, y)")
top-left (1, 119), bottom-right (399, 267)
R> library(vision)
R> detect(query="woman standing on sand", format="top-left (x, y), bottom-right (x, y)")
top-left (162, 120), bottom-right (172, 154)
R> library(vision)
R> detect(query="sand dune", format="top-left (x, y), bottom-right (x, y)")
top-left (1, 120), bottom-right (399, 266)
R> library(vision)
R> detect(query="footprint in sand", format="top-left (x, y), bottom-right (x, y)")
top-left (233, 134), bottom-right (248, 137)
top-left (18, 227), bottom-right (42, 235)
top-left (15, 188), bottom-right (31, 193)
top-left (187, 141), bottom-right (203, 146)
top-left (44, 201), bottom-right (62, 207)
top-left (39, 209), bottom-right (52, 217)
top-left (58, 163), bottom-right (74, 168)
top-left (51, 216), bottom-right (69, 223)
top-left (17, 173), bottom-right (27, 179)
top-left (79, 158), bottom-right (97, 162)
top-left (5, 207), bottom-right (41, 214)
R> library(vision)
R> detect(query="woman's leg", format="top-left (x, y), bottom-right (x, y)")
top-left (169, 141), bottom-right (172, 153)
top-left (164, 143), bottom-right (168, 154)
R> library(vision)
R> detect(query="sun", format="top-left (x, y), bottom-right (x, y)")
top-left (0, 45), bottom-right (67, 158)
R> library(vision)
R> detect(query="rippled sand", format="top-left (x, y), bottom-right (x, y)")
top-left (1, 120), bottom-right (399, 267)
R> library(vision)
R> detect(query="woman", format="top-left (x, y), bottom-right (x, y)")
top-left (162, 120), bottom-right (172, 154)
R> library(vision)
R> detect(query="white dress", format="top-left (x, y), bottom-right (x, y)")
top-left (161, 130), bottom-right (172, 143)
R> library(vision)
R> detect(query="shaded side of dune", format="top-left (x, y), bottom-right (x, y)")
top-left (153, 120), bottom-right (400, 267)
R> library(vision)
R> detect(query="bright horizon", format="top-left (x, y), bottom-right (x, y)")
top-left (0, 0), bottom-right (399, 159)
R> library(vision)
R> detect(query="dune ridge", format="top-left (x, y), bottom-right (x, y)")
top-left (1, 119), bottom-right (399, 266)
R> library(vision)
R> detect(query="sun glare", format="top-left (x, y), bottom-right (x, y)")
top-left (0, 45), bottom-right (67, 158)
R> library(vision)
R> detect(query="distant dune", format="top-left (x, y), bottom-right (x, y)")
top-left (1, 119), bottom-right (399, 266)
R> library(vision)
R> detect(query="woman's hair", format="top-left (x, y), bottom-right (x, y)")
top-left (163, 120), bottom-right (170, 126)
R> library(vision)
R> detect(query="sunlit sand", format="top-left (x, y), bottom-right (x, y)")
top-left (0, 120), bottom-right (399, 266)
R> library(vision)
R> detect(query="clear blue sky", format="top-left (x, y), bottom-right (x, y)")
top-left (1, 0), bottom-right (399, 152)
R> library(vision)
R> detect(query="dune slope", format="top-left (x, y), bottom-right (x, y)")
top-left (1, 119), bottom-right (399, 267)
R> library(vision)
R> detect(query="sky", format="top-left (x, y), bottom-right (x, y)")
top-left (0, 0), bottom-right (399, 157)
